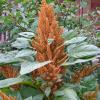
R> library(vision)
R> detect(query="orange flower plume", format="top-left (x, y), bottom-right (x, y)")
top-left (1, 65), bottom-right (18, 78)
top-left (0, 91), bottom-right (16, 100)
top-left (71, 64), bottom-right (100, 83)
top-left (0, 65), bottom-right (20, 90)
top-left (32, 0), bottom-right (68, 91)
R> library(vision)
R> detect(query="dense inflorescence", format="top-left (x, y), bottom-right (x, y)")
top-left (71, 64), bottom-right (100, 83)
top-left (0, 65), bottom-right (20, 90)
top-left (31, 0), bottom-right (68, 91)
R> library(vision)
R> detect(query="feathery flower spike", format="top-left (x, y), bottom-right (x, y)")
top-left (1, 65), bottom-right (20, 90)
top-left (71, 64), bottom-right (100, 83)
top-left (32, 0), bottom-right (68, 91)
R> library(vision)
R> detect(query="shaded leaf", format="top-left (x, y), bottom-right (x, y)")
top-left (20, 86), bottom-right (40, 99)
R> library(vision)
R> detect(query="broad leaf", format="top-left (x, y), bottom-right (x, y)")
top-left (0, 51), bottom-right (19, 65)
top-left (0, 76), bottom-right (29, 88)
top-left (18, 32), bottom-right (35, 38)
top-left (67, 44), bottom-right (100, 58)
top-left (16, 92), bottom-right (23, 100)
top-left (15, 49), bottom-right (36, 58)
top-left (54, 88), bottom-right (80, 100)
top-left (62, 29), bottom-right (77, 40)
top-left (64, 37), bottom-right (87, 45)
top-left (24, 96), bottom-right (33, 100)
top-left (20, 86), bottom-right (40, 99)
top-left (62, 57), bottom-right (96, 66)
top-left (45, 87), bottom-right (51, 97)
top-left (11, 38), bottom-right (31, 49)
top-left (32, 94), bottom-right (44, 100)
top-left (20, 61), bottom-right (52, 75)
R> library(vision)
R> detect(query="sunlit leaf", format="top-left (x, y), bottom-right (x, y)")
top-left (15, 49), bottom-right (36, 58)
top-left (20, 61), bottom-right (52, 75)
top-left (32, 94), bottom-right (44, 100)
top-left (0, 76), bottom-right (29, 88)
top-left (24, 96), bottom-right (32, 100)
top-left (11, 38), bottom-right (31, 49)
top-left (67, 44), bottom-right (100, 58)
top-left (45, 87), bottom-right (51, 97)
top-left (62, 29), bottom-right (77, 40)
top-left (54, 88), bottom-right (80, 100)
top-left (62, 57), bottom-right (96, 66)
top-left (0, 51), bottom-right (20, 65)
top-left (64, 37), bottom-right (87, 45)
top-left (18, 32), bottom-right (35, 38)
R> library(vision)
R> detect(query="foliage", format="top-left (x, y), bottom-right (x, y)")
top-left (0, 0), bottom-right (100, 100)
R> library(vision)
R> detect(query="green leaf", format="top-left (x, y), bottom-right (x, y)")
top-left (20, 61), bottom-right (52, 75)
top-left (32, 0), bottom-right (34, 4)
top-left (80, 1), bottom-right (87, 8)
top-left (30, 18), bottom-right (38, 32)
top-left (64, 37), bottom-right (87, 45)
top-left (55, 5), bottom-right (61, 13)
top-left (11, 38), bottom-right (31, 49)
top-left (54, 91), bottom-right (65, 97)
top-left (0, 76), bottom-right (29, 88)
top-left (54, 88), bottom-right (80, 100)
top-left (45, 87), bottom-right (51, 97)
top-left (15, 49), bottom-right (36, 58)
top-left (62, 57), bottom-right (96, 66)
top-left (24, 96), bottom-right (33, 100)
top-left (0, 51), bottom-right (20, 65)
top-left (32, 94), bottom-right (44, 100)
top-left (97, 91), bottom-right (100, 100)
top-left (16, 92), bottom-right (23, 100)
top-left (20, 86), bottom-right (40, 99)
top-left (18, 32), bottom-right (35, 38)
top-left (62, 30), bottom-right (77, 40)
top-left (67, 44), bottom-right (100, 58)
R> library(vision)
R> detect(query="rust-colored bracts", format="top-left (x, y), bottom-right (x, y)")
top-left (31, 0), bottom-right (68, 91)
top-left (71, 64), bottom-right (100, 83)
top-left (0, 65), bottom-right (20, 90)
top-left (0, 91), bottom-right (16, 100)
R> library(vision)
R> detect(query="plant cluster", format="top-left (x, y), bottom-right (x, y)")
top-left (0, 0), bottom-right (100, 100)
